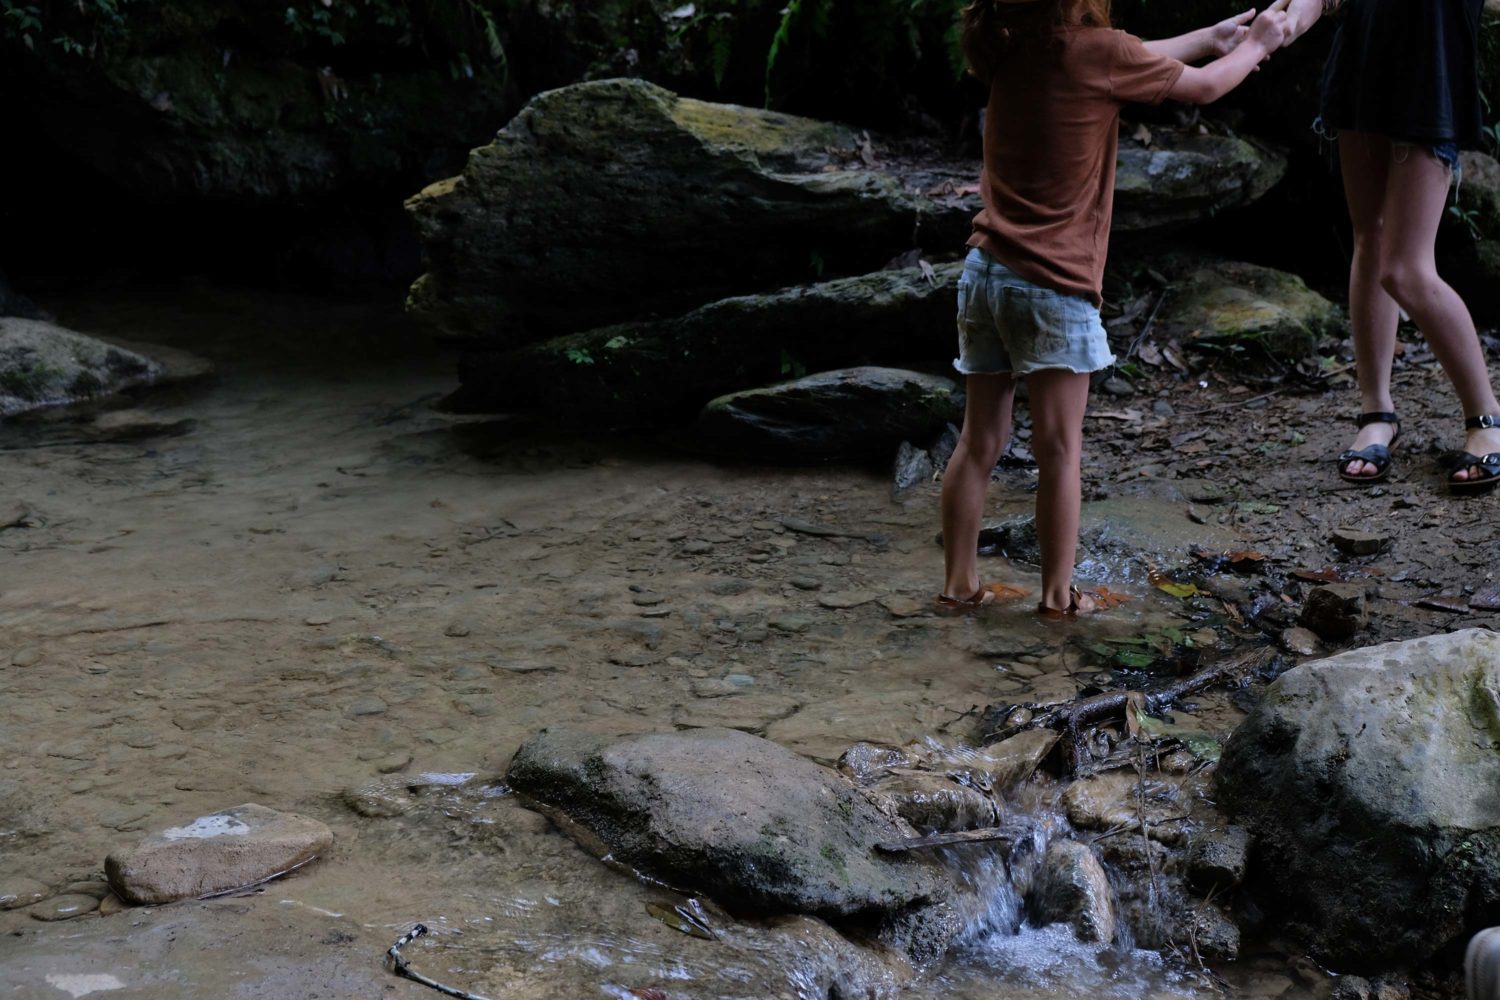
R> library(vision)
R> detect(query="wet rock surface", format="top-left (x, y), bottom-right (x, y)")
top-left (1029, 840), bottom-right (1116, 944)
top-left (506, 726), bottom-right (952, 930)
top-left (1218, 629), bottom-right (1500, 967)
top-left (1, 318), bottom-right (162, 417)
top-left (105, 803), bottom-right (334, 905)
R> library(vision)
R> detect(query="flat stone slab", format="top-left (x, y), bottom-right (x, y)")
top-left (105, 803), bottom-right (333, 904)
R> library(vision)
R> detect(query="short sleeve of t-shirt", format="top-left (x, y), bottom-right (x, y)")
top-left (1106, 31), bottom-right (1186, 105)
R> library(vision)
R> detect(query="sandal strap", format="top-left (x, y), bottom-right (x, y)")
top-left (1467, 415), bottom-right (1500, 430)
top-left (1355, 411), bottom-right (1400, 428)
top-left (1338, 445), bottom-right (1390, 466)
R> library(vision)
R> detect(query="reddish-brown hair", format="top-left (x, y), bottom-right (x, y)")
top-left (961, 0), bottom-right (1114, 82)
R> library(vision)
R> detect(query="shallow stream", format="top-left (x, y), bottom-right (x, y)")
top-left (0, 285), bottom-right (1335, 998)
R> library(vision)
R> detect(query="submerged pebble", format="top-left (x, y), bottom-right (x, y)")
top-left (0, 876), bottom-right (50, 910)
top-left (30, 894), bottom-right (100, 921)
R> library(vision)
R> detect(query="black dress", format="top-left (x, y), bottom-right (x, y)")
top-left (1319, 0), bottom-right (1486, 146)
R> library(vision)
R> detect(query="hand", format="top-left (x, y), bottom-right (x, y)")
top-left (1209, 7), bottom-right (1257, 57)
top-left (1248, 6), bottom-right (1292, 52)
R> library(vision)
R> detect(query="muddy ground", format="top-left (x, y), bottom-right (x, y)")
top-left (0, 282), bottom-right (1488, 999)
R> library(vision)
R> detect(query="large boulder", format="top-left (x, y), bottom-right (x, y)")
top-left (406, 78), bottom-right (947, 343)
top-left (1, 318), bottom-right (162, 417)
top-left (1113, 133), bottom-right (1286, 232)
top-left (695, 367), bottom-right (962, 460)
top-left (451, 263), bottom-right (962, 420)
top-left (505, 727), bottom-right (954, 932)
top-left (1216, 629), bottom-right (1500, 968)
top-left (406, 79), bottom-right (1289, 345)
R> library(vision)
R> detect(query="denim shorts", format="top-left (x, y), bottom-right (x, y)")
top-left (953, 248), bottom-right (1115, 377)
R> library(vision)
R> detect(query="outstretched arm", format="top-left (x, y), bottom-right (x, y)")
top-left (1165, 7), bottom-right (1291, 104)
top-left (1284, 0), bottom-right (1331, 44)
top-left (1144, 8), bottom-right (1256, 64)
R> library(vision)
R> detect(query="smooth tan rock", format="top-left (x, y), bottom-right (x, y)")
top-left (1029, 840), bottom-right (1116, 943)
top-left (105, 803), bottom-right (333, 905)
top-left (0, 876), bottom-right (50, 910)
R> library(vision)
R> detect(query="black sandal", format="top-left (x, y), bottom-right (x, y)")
top-left (1448, 415), bottom-right (1500, 495)
top-left (1336, 411), bottom-right (1401, 484)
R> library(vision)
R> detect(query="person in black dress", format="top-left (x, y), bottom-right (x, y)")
top-left (1289, 0), bottom-right (1500, 492)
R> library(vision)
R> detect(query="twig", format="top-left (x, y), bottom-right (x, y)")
top-left (1122, 289), bottom-right (1169, 363)
top-left (875, 825), bottom-right (1026, 853)
top-left (1175, 390), bottom-right (1285, 416)
top-left (981, 645), bottom-right (1274, 754)
top-left (387, 924), bottom-right (493, 1000)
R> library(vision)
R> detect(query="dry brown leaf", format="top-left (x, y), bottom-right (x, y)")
top-left (985, 581), bottom-right (1031, 602)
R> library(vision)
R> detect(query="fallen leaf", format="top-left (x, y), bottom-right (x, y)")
top-left (1138, 341), bottom-right (1164, 366)
top-left (1292, 568), bottom-right (1343, 583)
top-left (1470, 585), bottom-right (1500, 611)
top-left (985, 581), bottom-right (1031, 603)
top-left (1132, 123), bottom-right (1153, 146)
top-left (1092, 409), bottom-right (1143, 422)
top-left (1162, 343), bottom-right (1189, 372)
top-left (1124, 691), bottom-right (1147, 738)
top-left (1086, 585), bottom-right (1131, 609)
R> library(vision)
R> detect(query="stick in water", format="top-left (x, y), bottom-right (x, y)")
top-left (387, 924), bottom-right (494, 1000)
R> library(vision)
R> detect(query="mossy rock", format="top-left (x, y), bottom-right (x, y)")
top-left (695, 366), bottom-right (962, 460)
top-left (452, 262), bottom-right (963, 422)
top-left (1158, 258), bottom-right (1342, 362)
top-left (0, 318), bottom-right (161, 417)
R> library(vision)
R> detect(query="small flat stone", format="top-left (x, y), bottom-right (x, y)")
top-left (106, 803), bottom-right (334, 904)
top-left (30, 894), bottom-right (99, 921)
top-left (347, 696), bottom-right (388, 717)
top-left (708, 578), bottom-right (752, 596)
top-left (1331, 528), bottom-right (1389, 556)
top-left (818, 591), bottom-right (878, 610)
top-left (609, 651), bottom-right (664, 668)
top-left (11, 646), bottom-right (41, 667)
top-left (691, 678), bottom-right (741, 698)
top-left (724, 673), bottom-right (755, 687)
top-left (62, 881), bottom-right (111, 899)
top-left (443, 621), bottom-right (472, 637)
top-left (632, 593), bottom-right (666, 606)
top-left (376, 752), bottom-right (413, 774)
top-left (0, 876), bottom-right (49, 910)
top-left (768, 613), bottom-right (814, 634)
top-left (1280, 627), bottom-right (1322, 656)
top-left (682, 540), bottom-right (713, 555)
top-left (304, 615), bottom-right (334, 627)
top-left (97, 892), bottom-right (128, 916)
top-left (789, 577), bottom-right (822, 591)
top-left (879, 596), bottom-right (928, 618)
top-left (172, 709), bottom-right (218, 732)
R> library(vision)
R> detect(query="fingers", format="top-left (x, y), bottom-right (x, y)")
top-left (1232, 7), bottom-right (1258, 24)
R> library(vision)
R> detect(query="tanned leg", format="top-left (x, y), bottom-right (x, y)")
top-left (941, 373), bottom-right (1015, 599)
top-left (1026, 369), bottom-right (1092, 613)
top-left (1377, 147), bottom-right (1500, 481)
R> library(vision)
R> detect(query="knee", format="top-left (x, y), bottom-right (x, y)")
top-left (1029, 429), bottom-right (1081, 469)
top-left (956, 428), bottom-right (1006, 468)
top-left (1378, 260), bottom-right (1437, 304)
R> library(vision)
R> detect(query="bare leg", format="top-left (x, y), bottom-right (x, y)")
top-left (1027, 369), bottom-right (1092, 613)
top-left (941, 373), bottom-right (1015, 599)
top-left (1377, 147), bottom-right (1500, 481)
top-left (1338, 131), bottom-right (1401, 477)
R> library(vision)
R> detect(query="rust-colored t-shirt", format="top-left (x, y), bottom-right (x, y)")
top-left (967, 24), bottom-right (1185, 306)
